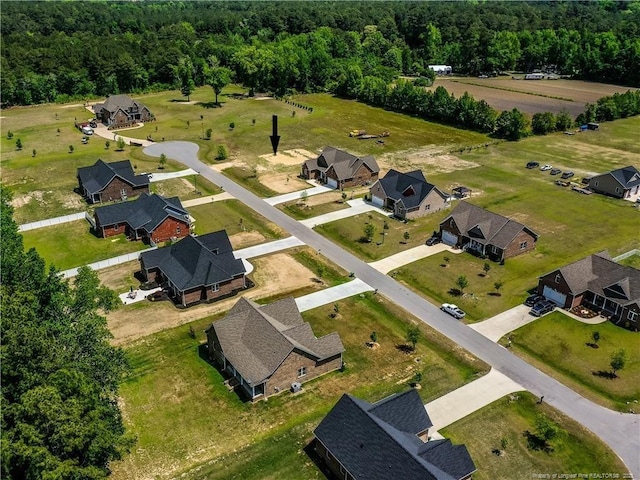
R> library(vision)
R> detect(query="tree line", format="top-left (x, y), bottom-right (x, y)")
top-left (1, 188), bottom-right (133, 479)
top-left (2, 1), bottom-right (639, 106)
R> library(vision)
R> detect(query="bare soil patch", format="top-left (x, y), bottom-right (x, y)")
top-left (258, 172), bottom-right (310, 193)
top-left (378, 147), bottom-right (480, 175)
top-left (228, 231), bottom-right (265, 249)
top-left (258, 148), bottom-right (315, 166)
top-left (305, 190), bottom-right (344, 207)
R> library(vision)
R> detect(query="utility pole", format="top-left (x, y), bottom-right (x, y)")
top-left (200, 115), bottom-right (204, 139)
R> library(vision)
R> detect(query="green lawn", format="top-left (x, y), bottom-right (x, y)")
top-left (187, 199), bottom-right (286, 240)
top-left (21, 220), bottom-right (148, 271)
top-left (441, 392), bottom-right (629, 480)
top-left (503, 312), bottom-right (640, 411)
top-left (111, 293), bottom-right (488, 480)
top-left (222, 166), bottom-right (280, 197)
top-left (151, 175), bottom-right (222, 200)
top-left (618, 253), bottom-right (640, 269)
top-left (279, 192), bottom-right (350, 220)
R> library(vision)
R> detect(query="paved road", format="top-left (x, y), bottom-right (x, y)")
top-left (144, 141), bottom-right (639, 478)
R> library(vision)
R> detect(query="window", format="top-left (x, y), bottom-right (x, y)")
top-left (425, 204), bottom-right (431, 210)
top-left (594, 181), bottom-right (599, 187)
top-left (615, 187), bottom-right (621, 194)
top-left (298, 367), bottom-right (307, 377)
top-left (114, 224), bottom-right (119, 231)
top-left (176, 226), bottom-right (181, 234)
top-left (628, 311), bottom-right (638, 322)
top-left (520, 241), bottom-right (528, 250)
top-left (120, 188), bottom-right (127, 196)
top-left (555, 274), bottom-right (561, 284)
top-left (212, 283), bottom-right (219, 292)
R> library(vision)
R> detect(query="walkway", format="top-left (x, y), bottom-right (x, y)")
top-left (295, 278), bottom-right (373, 312)
top-left (149, 168), bottom-right (198, 182)
top-left (182, 192), bottom-right (234, 207)
top-left (368, 244), bottom-right (455, 274)
top-left (299, 198), bottom-right (387, 227)
top-left (425, 368), bottom-right (525, 437)
top-left (233, 236), bottom-right (305, 260)
top-left (60, 248), bottom-right (155, 279)
top-left (18, 212), bottom-right (86, 232)
top-left (265, 182), bottom-right (334, 206)
top-left (92, 122), bottom-right (154, 147)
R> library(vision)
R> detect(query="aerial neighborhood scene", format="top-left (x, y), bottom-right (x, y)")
top-left (2, 2), bottom-right (640, 480)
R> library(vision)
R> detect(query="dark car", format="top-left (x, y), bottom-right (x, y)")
top-left (525, 294), bottom-right (545, 307)
top-left (530, 300), bottom-right (555, 317)
top-left (550, 168), bottom-right (562, 175)
top-left (561, 171), bottom-right (574, 179)
top-left (526, 161), bottom-right (540, 169)
top-left (426, 235), bottom-right (441, 246)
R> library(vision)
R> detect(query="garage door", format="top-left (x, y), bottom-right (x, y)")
top-left (442, 230), bottom-right (458, 246)
top-left (371, 195), bottom-right (384, 207)
top-left (326, 178), bottom-right (338, 189)
top-left (543, 286), bottom-right (567, 307)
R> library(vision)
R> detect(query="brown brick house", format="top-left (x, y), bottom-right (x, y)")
top-left (139, 230), bottom-right (247, 307)
top-left (92, 94), bottom-right (154, 129)
top-left (370, 169), bottom-right (449, 220)
top-left (301, 146), bottom-right (379, 189)
top-left (94, 193), bottom-right (191, 244)
top-left (206, 296), bottom-right (344, 401)
top-left (537, 251), bottom-right (640, 329)
top-left (77, 159), bottom-right (150, 204)
top-left (314, 389), bottom-right (476, 480)
top-left (439, 201), bottom-right (538, 262)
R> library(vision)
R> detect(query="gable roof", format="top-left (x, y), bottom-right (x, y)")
top-left (304, 146), bottom-right (380, 181)
top-left (595, 165), bottom-right (640, 189)
top-left (94, 193), bottom-right (189, 233)
top-left (77, 159), bottom-right (149, 195)
top-left (94, 94), bottom-right (147, 114)
top-left (543, 251), bottom-right (640, 307)
top-left (208, 297), bottom-right (344, 386)
top-left (377, 169), bottom-right (448, 210)
top-left (139, 230), bottom-right (245, 291)
top-left (441, 201), bottom-right (538, 249)
top-left (314, 390), bottom-right (476, 480)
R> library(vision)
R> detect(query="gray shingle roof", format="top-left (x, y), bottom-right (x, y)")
top-left (547, 251), bottom-right (640, 307)
top-left (314, 391), bottom-right (476, 480)
top-left (377, 169), bottom-right (447, 210)
top-left (139, 231), bottom-right (245, 291)
top-left (94, 193), bottom-right (188, 234)
top-left (209, 297), bottom-right (344, 386)
top-left (441, 201), bottom-right (538, 248)
top-left (304, 146), bottom-right (380, 181)
top-left (607, 166), bottom-right (640, 189)
top-left (77, 159), bottom-right (149, 195)
top-left (95, 94), bottom-right (145, 114)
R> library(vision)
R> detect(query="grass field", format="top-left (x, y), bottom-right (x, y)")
top-left (503, 312), bottom-right (640, 411)
top-left (111, 293), bottom-right (488, 480)
top-left (441, 392), bottom-right (629, 480)
top-left (618, 253), bottom-right (640, 269)
top-left (21, 220), bottom-right (148, 271)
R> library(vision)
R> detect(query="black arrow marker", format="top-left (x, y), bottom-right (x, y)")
top-left (270, 115), bottom-right (280, 155)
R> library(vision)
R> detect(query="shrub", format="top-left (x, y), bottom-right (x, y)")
top-left (215, 145), bottom-right (228, 160)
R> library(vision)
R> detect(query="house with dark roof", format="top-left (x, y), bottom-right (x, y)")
top-left (301, 146), bottom-right (380, 189)
top-left (314, 390), bottom-right (476, 480)
top-left (537, 251), bottom-right (640, 329)
top-left (206, 296), bottom-right (344, 401)
top-left (77, 159), bottom-right (150, 204)
top-left (94, 193), bottom-right (191, 244)
top-left (439, 201), bottom-right (538, 262)
top-left (588, 166), bottom-right (640, 199)
top-left (92, 94), bottom-right (154, 129)
top-left (139, 230), bottom-right (246, 307)
top-left (370, 169), bottom-right (449, 220)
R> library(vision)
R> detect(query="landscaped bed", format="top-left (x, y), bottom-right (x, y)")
top-left (502, 311), bottom-right (640, 411)
top-left (441, 392), bottom-right (629, 480)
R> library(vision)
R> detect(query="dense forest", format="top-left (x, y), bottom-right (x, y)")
top-left (2, 1), bottom-right (639, 107)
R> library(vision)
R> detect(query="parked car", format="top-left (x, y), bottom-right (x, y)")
top-left (526, 161), bottom-right (540, 169)
top-left (550, 168), bottom-right (562, 175)
top-left (530, 300), bottom-right (555, 317)
top-left (426, 235), bottom-right (441, 246)
top-left (540, 164), bottom-right (552, 171)
top-left (525, 294), bottom-right (545, 307)
top-left (561, 171), bottom-right (574, 179)
top-left (81, 126), bottom-right (94, 135)
top-left (89, 120), bottom-right (98, 128)
top-left (441, 303), bottom-right (466, 319)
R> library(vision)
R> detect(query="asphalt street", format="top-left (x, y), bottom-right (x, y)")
top-left (145, 141), bottom-right (639, 478)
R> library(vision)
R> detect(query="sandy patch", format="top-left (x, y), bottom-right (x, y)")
top-left (229, 231), bottom-right (265, 249)
top-left (11, 190), bottom-right (45, 208)
top-left (258, 148), bottom-right (315, 166)
top-left (107, 253), bottom-right (318, 345)
top-left (258, 172), bottom-right (309, 193)
top-left (253, 96), bottom-right (274, 101)
top-left (60, 104), bottom-right (84, 108)
top-left (305, 191), bottom-right (344, 207)
top-left (378, 148), bottom-right (480, 175)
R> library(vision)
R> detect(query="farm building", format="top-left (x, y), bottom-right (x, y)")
top-left (428, 65), bottom-right (452, 75)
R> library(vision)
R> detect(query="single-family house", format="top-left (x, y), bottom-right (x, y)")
top-left (94, 193), bottom-right (191, 244)
top-left (77, 159), bottom-right (150, 204)
top-left (206, 296), bottom-right (344, 401)
top-left (301, 146), bottom-right (380, 189)
top-left (439, 201), bottom-right (538, 261)
top-left (370, 169), bottom-right (449, 220)
top-left (139, 230), bottom-right (246, 307)
top-left (537, 251), bottom-right (639, 329)
top-left (92, 94), bottom-right (154, 129)
top-left (314, 389), bottom-right (476, 480)
top-left (588, 166), bottom-right (640, 199)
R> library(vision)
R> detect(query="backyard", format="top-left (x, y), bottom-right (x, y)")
top-left (111, 293), bottom-right (488, 479)
top-left (503, 312), bottom-right (640, 411)
top-left (441, 392), bottom-right (629, 480)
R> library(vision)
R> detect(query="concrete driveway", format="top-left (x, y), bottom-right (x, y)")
top-left (265, 183), bottom-right (334, 205)
top-left (233, 236), bottom-right (305, 260)
top-left (368, 244), bottom-right (455, 274)
top-left (300, 198), bottom-right (388, 227)
top-left (295, 278), bottom-right (373, 312)
top-left (469, 305), bottom-right (535, 342)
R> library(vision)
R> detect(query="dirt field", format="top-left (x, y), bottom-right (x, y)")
top-left (377, 146), bottom-right (481, 176)
top-left (257, 172), bottom-right (310, 194)
top-left (102, 253), bottom-right (320, 345)
top-left (430, 78), bottom-right (637, 117)
top-left (258, 148), bottom-right (316, 166)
